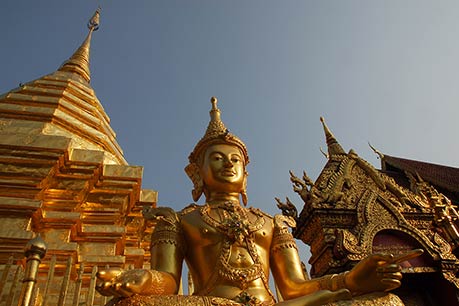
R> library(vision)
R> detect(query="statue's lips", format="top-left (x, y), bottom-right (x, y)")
top-left (220, 170), bottom-right (236, 176)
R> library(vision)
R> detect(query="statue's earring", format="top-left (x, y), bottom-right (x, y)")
top-left (185, 163), bottom-right (203, 202)
top-left (241, 171), bottom-right (248, 206)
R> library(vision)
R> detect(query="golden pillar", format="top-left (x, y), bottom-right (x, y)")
top-left (18, 236), bottom-right (47, 306)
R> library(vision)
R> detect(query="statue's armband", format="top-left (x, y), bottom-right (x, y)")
top-left (148, 207), bottom-right (186, 256)
top-left (271, 214), bottom-right (298, 254)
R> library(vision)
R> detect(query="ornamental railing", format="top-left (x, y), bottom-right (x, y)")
top-left (0, 237), bottom-right (109, 306)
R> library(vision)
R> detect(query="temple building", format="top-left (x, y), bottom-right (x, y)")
top-left (282, 118), bottom-right (459, 306)
top-left (1, 8), bottom-right (459, 306)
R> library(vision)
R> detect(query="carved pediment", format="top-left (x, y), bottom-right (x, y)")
top-left (285, 122), bottom-right (459, 288)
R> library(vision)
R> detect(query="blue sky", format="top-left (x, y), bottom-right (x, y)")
top-left (2, 0), bottom-right (459, 276)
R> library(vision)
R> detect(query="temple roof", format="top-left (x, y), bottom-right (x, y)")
top-left (381, 154), bottom-right (459, 194)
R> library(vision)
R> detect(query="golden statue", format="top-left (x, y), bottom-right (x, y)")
top-left (96, 97), bottom-right (421, 306)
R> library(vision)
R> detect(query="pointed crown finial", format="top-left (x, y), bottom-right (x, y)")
top-left (188, 97), bottom-right (249, 165)
top-left (210, 96), bottom-right (218, 109)
top-left (320, 117), bottom-right (345, 156)
top-left (58, 7), bottom-right (101, 82)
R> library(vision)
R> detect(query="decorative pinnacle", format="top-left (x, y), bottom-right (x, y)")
top-left (205, 96), bottom-right (225, 136)
top-left (209, 96), bottom-right (222, 124)
top-left (210, 96), bottom-right (218, 109)
top-left (320, 117), bottom-right (345, 156)
top-left (88, 7), bottom-right (101, 31)
top-left (58, 7), bottom-right (101, 83)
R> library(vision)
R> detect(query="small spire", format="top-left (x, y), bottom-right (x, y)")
top-left (58, 7), bottom-right (101, 83)
top-left (320, 117), bottom-right (345, 155)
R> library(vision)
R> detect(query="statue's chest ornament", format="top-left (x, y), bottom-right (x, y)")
top-left (198, 202), bottom-right (271, 294)
top-left (200, 202), bottom-right (265, 244)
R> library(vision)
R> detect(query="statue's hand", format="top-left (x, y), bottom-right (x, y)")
top-left (96, 268), bottom-right (152, 297)
top-left (345, 249), bottom-right (423, 295)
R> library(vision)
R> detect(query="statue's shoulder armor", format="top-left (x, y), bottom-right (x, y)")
top-left (248, 206), bottom-right (273, 219)
top-left (179, 203), bottom-right (201, 216)
top-left (143, 206), bottom-right (179, 224)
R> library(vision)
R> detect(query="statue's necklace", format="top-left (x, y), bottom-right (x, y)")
top-left (200, 202), bottom-right (265, 243)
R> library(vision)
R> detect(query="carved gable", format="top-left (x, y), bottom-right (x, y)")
top-left (284, 120), bottom-right (459, 305)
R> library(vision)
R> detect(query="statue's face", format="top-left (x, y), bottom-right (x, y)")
top-left (201, 144), bottom-right (246, 194)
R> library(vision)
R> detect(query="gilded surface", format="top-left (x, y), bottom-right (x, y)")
top-left (1, 6), bottom-right (456, 305)
top-left (326, 292), bottom-right (404, 305)
top-left (107, 295), bottom-right (243, 306)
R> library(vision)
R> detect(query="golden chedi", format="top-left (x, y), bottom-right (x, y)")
top-left (96, 97), bottom-right (421, 305)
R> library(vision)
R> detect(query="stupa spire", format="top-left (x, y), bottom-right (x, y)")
top-left (320, 117), bottom-right (345, 156)
top-left (58, 7), bottom-right (100, 83)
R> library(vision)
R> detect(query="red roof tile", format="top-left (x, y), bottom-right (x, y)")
top-left (382, 155), bottom-right (459, 193)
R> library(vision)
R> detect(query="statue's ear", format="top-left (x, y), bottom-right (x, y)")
top-left (241, 170), bottom-right (248, 206)
top-left (185, 163), bottom-right (203, 202)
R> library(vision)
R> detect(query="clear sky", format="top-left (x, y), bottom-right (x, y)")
top-left (2, 0), bottom-right (459, 279)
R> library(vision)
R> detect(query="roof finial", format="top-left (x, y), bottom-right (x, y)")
top-left (58, 7), bottom-right (101, 83)
top-left (368, 142), bottom-right (384, 160)
top-left (88, 7), bottom-right (101, 31)
top-left (320, 117), bottom-right (345, 156)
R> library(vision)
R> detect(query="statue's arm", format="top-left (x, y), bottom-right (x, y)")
top-left (269, 215), bottom-right (333, 299)
top-left (96, 210), bottom-right (185, 297)
top-left (270, 242), bottom-right (348, 300)
top-left (148, 213), bottom-right (186, 294)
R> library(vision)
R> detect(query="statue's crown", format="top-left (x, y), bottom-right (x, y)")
top-left (188, 97), bottom-right (249, 165)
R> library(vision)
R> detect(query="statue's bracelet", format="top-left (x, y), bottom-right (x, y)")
top-left (330, 271), bottom-right (349, 292)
